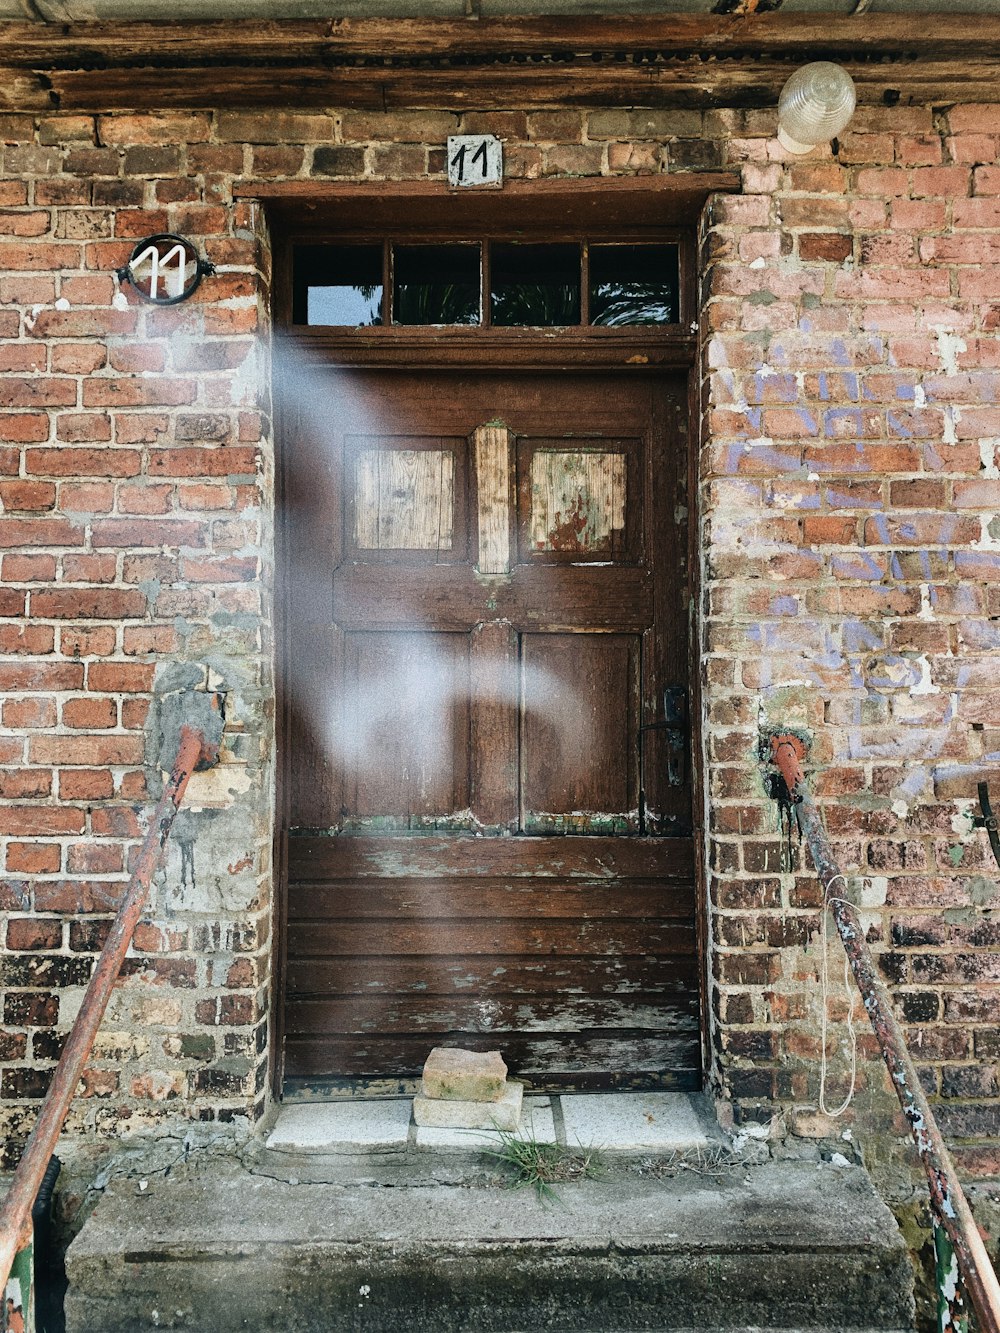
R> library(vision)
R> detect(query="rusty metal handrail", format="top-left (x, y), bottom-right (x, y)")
top-left (771, 735), bottom-right (1000, 1333)
top-left (0, 723), bottom-right (212, 1289)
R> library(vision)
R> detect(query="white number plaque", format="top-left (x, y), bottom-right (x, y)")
top-left (447, 135), bottom-right (503, 188)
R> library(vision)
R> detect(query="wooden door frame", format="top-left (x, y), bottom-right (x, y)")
top-left (267, 178), bottom-right (714, 1098)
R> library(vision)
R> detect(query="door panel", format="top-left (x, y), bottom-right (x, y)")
top-left (525, 445), bottom-right (626, 554)
top-left (341, 631), bottom-right (470, 823)
top-left (348, 436), bottom-right (468, 559)
top-left (520, 632), bottom-right (640, 831)
top-left (283, 370), bottom-right (697, 1092)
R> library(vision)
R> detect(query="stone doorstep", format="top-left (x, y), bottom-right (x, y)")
top-left (64, 1157), bottom-right (916, 1333)
top-left (414, 1079), bottom-right (523, 1130)
top-left (266, 1090), bottom-right (722, 1155)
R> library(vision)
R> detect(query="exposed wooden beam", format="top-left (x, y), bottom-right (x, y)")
top-left (0, 66), bottom-right (51, 111)
top-left (1, 16), bottom-right (998, 112)
top-left (3, 14), bottom-right (1000, 61)
top-left (26, 62), bottom-right (1000, 113)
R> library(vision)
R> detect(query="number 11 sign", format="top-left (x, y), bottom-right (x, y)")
top-left (447, 135), bottom-right (503, 188)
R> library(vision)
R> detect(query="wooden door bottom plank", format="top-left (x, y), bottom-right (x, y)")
top-left (287, 919), bottom-right (695, 957)
top-left (288, 833), bottom-right (695, 879)
top-left (285, 994), bottom-right (699, 1036)
top-left (283, 1032), bottom-right (702, 1086)
top-left (288, 877), bottom-right (697, 920)
top-left (286, 954), bottom-right (698, 998)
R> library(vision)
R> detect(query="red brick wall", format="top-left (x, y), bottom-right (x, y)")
top-left (0, 109), bottom-right (274, 1164)
top-left (701, 104), bottom-right (1000, 1173)
top-left (1, 101), bottom-right (998, 1176)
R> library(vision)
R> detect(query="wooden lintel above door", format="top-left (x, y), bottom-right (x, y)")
top-left (244, 175), bottom-right (741, 230)
top-left (281, 329), bottom-right (697, 373)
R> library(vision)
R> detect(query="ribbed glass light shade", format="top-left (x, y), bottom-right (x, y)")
top-left (777, 62), bottom-right (857, 154)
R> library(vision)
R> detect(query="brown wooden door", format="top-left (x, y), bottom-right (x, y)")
top-left (282, 370), bottom-right (699, 1092)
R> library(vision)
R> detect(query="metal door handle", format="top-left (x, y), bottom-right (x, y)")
top-left (662, 685), bottom-right (688, 788)
top-left (638, 686), bottom-right (689, 793)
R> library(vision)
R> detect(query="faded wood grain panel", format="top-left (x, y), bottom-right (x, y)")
top-left (288, 877), bottom-right (694, 920)
top-left (528, 450), bottom-right (626, 555)
top-left (285, 996), bottom-right (699, 1036)
top-left (354, 448), bottom-right (454, 551)
top-left (283, 1033), bottom-right (701, 1084)
top-left (520, 633), bottom-right (640, 829)
top-left (288, 834), bottom-right (694, 879)
top-left (473, 423), bottom-right (513, 575)
top-left (286, 954), bottom-right (698, 998)
top-left (340, 631), bottom-right (470, 822)
top-left (469, 620), bottom-right (518, 829)
top-left (287, 918), bottom-right (694, 958)
top-left (516, 434), bottom-right (642, 567)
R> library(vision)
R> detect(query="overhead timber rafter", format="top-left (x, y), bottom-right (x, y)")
top-left (1, 15), bottom-right (1000, 111)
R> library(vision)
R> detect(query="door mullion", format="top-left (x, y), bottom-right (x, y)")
top-left (470, 620), bottom-right (519, 831)
top-left (473, 422), bottom-right (514, 575)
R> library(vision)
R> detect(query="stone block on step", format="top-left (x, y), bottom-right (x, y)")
top-left (420, 1046), bottom-right (507, 1102)
top-left (413, 1080), bottom-right (523, 1131)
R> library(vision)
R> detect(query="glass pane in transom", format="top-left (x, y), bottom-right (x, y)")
top-left (589, 244), bottom-right (680, 326)
top-left (393, 243), bottom-right (481, 325)
top-left (293, 244), bottom-right (383, 326)
top-left (491, 243), bottom-right (580, 327)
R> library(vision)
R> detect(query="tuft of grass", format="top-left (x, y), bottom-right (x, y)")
top-left (484, 1125), bottom-right (605, 1203)
top-left (629, 1140), bottom-right (768, 1180)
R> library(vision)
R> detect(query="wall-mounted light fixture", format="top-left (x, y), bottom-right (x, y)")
top-left (777, 61), bottom-right (857, 155)
top-left (116, 233), bottom-right (215, 305)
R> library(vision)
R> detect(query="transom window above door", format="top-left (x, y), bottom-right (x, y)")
top-left (291, 239), bottom-right (680, 329)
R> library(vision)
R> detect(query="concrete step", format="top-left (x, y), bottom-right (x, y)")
top-left (65, 1156), bottom-right (915, 1333)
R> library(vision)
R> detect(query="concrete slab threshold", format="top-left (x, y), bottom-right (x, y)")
top-left (265, 1092), bottom-right (718, 1155)
top-left (64, 1104), bottom-right (916, 1333)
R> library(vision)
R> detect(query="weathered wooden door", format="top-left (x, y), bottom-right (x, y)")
top-left (282, 369), bottom-right (699, 1092)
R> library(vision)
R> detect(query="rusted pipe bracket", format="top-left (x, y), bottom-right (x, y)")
top-left (765, 734), bottom-right (809, 866)
top-left (973, 781), bottom-right (1000, 870)
top-left (765, 734), bottom-right (808, 812)
top-left (769, 732), bottom-right (807, 790)
top-left (158, 688), bottom-right (225, 773)
top-left (193, 690), bottom-right (224, 770)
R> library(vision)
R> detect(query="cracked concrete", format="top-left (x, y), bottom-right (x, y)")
top-left (64, 1152), bottom-right (915, 1332)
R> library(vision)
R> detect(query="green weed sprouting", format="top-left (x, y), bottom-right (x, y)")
top-left (483, 1124), bottom-right (605, 1204)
